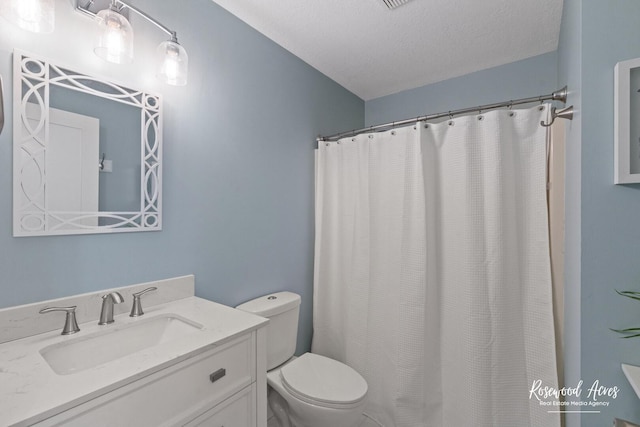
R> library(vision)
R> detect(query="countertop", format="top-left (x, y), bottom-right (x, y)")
top-left (0, 296), bottom-right (268, 426)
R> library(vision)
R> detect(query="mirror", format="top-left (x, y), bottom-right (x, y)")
top-left (13, 50), bottom-right (162, 236)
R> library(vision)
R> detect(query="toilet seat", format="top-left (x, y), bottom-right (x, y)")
top-left (279, 353), bottom-right (367, 409)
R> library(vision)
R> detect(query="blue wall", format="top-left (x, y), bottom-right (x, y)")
top-left (0, 0), bottom-right (363, 355)
top-left (559, 1), bottom-right (640, 424)
top-left (365, 51), bottom-right (558, 126)
top-left (578, 1), bottom-right (640, 424)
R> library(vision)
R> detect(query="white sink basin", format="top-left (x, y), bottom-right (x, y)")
top-left (39, 314), bottom-right (203, 375)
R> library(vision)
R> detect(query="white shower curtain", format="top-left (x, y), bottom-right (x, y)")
top-left (312, 105), bottom-right (559, 427)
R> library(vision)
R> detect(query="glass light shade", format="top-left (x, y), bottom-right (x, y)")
top-left (1, 0), bottom-right (55, 33)
top-left (157, 40), bottom-right (188, 86)
top-left (94, 8), bottom-right (134, 64)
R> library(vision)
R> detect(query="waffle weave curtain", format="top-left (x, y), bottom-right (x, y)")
top-left (312, 105), bottom-right (559, 427)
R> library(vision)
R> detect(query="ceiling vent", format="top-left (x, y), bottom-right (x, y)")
top-left (382, 0), bottom-right (412, 10)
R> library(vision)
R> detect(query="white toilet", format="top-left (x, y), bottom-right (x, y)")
top-left (236, 292), bottom-right (368, 427)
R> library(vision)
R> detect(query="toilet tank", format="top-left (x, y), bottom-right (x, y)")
top-left (236, 292), bottom-right (301, 370)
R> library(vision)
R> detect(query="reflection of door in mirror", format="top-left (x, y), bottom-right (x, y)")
top-left (25, 103), bottom-right (99, 227)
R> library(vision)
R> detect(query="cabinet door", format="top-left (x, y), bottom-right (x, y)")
top-left (185, 384), bottom-right (256, 427)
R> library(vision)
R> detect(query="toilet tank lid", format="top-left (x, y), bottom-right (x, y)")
top-left (235, 291), bottom-right (301, 317)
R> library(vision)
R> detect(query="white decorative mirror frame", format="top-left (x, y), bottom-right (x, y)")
top-left (13, 50), bottom-right (162, 236)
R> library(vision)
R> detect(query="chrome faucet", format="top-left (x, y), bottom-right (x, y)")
top-left (99, 292), bottom-right (124, 325)
top-left (39, 306), bottom-right (80, 335)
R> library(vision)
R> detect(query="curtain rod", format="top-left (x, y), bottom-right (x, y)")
top-left (317, 86), bottom-right (572, 142)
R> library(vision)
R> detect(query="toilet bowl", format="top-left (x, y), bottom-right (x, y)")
top-left (267, 353), bottom-right (367, 427)
top-left (236, 292), bottom-right (368, 427)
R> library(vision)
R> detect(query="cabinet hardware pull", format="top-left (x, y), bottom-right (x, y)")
top-left (209, 368), bottom-right (226, 383)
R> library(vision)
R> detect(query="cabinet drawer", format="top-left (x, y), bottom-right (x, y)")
top-left (38, 334), bottom-right (255, 427)
top-left (185, 384), bottom-right (256, 427)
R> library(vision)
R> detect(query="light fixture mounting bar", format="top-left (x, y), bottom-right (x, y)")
top-left (116, 0), bottom-right (175, 40)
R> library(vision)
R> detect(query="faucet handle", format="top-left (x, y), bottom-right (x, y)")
top-left (39, 306), bottom-right (80, 335)
top-left (130, 287), bottom-right (157, 317)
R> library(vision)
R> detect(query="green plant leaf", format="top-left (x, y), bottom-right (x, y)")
top-left (611, 327), bottom-right (640, 334)
top-left (611, 290), bottom-right (640, 338)
top-left (618, 333), bottom-right (640, 339)
top-left (615, 290), bottom-right (640, 301)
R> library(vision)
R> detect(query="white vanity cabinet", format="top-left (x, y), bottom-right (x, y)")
top-left (34, 332), bottom-right (265, 427)
top-left (0, 279), bottom-right (268, 427)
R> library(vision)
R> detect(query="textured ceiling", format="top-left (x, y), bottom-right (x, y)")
top-left (211, 0), bottom-right (563, 101)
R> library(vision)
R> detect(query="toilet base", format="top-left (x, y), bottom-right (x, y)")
top-left (268, 383), bottom-right (365, 427)
top-left (269, 387), bottom-right (292, 427)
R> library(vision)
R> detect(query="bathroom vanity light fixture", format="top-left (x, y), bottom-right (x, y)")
top-left (76, 0), bottom-right (188, 86)
top-left (0, 0), bottom-right (55, 33)
top-left (94, 2), bottom-right (134, 64)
